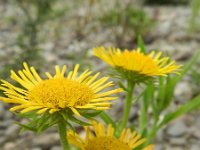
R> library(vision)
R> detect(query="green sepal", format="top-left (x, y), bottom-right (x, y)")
top-left (37, 114), bottom-right (59, 133)
top-left (118, 81), bottom-right (127, 91)
top-left (60, 109), bottom-right (91, 126)
top-left (81, 110), bottom-right (102, 119)
top-left (65, 121), bottom-right (75, 131)
top-left (15, 122), bottom-right (37, 132)
top-left (37, 112), bottom-right (49, 127)
top-left (14, 111), bottom-right (37, 119)
top-left (68, 115), bottom-right (91, 126)
top-left (100, 111), bottom-right (116, 128)
top-left (15, 112), bottom-right (61, 133)
top-left (60, 110), bottom-right (70, 120)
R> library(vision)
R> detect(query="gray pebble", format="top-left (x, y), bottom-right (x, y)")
top-left (51, 146), bottom-right (62, 150)
top-left (5, 124), bottom-right (20, 139)
top-left (33, 133), bottom-right (59, 148)
top-left (30, 148), bottom-right (42, 150)
top-left (167, 120), bottom-right (188, 137)
top-left (0, 137), bottom-right (7, 146)
top-left (3, 142), bottom-right (16, 150)
top-left (0, 103), bottom-right (5, 120)
top-left (169, 137), bottom-right (186, 146)
top-left (190, 145), bottom-right (200, 150)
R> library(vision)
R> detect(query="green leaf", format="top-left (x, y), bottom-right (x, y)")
top-left (156, 50), bottom-right (200, 112)
top-left (158, 76), bottom-right (174, 111)
top-left (158, 95), bottom-right (200, 129)
top-left (157, 77), bottom-right (165, 106)
top-left (143, 84), bottom-right (154, 110)
top-left (137, 35), bottom-right (146, 53)
top-left (140, 84), bottom-right (154, 134)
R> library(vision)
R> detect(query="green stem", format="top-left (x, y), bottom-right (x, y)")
top-left (147, 116), bottom-right (159, 143)
top-left (139, 101), bottom-right (148, 134)
top-left (58, 120), bottom-right (70, 150)
top-left (100, 111), bottom-right (116, 128)
top-left (121, 81), bottom-right (134, 130)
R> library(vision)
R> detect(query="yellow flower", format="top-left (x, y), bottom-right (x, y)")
top-left (0, 63), bottom-right (122, 116)
top-left (94, 47), bottom-right (181, 83)
top-left (68, 121), bottom-right (154, 150)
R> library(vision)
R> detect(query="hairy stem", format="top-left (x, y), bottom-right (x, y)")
top-left (58, 120), bottom-right (70, 150)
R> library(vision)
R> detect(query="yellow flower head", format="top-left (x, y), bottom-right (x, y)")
top-left (0, 63), bottom-right (122, 116)
top-left (68, 121), bottom-right (154, 150)
top-left (94, 47), bottom-right (181, 83)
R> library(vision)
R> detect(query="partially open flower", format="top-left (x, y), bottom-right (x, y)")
top-left (94, 47), bottom-right (181, 83)
top-left (0, 63), bottom-right (122, 117)
top-left (68, 121), bottom-right (154, 150)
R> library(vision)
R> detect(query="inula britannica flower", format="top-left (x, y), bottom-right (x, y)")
top-left (94, 47), bottom-right (181, 83)
top-left (0, 63), bottom-right (122, 116)
top-left (68, 121), bottom-right (154, 150)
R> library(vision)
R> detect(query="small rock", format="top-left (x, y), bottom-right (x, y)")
top-left (3, 111), bottom-right (13, 120)
top-left (156, 128), bottom-right (164, 142)
top-left (195, 116), bottom-right (200, 129)
top-left (5, 124), bottom-right (20, 139)
top-left (42, 42), bottom-right (54, 52)
top-left (190, 127), bottom-right (200, 139)
top-left (154, 145), bottom-right (164, 150)
top-left (0, 130), bottom-right (4, 136)
top-left (45, 53), bottom-right (58, 62)
top-left (167, 120), bottom-right (188, 137)
top-left (128, 106), bottom-right (139, 122)
top-left (3, 142), bottom-right (16, 150)
top-left (31, 148), bottom-right (42, 150)
top-left (190, 144), bottom-right (200, 150)
top-left (15, 138), bottom-right (30, 149)
top-left (169, 137), bottom-right (186, 146)
top-left (51, 146), bottom-right (62, 150)
top-left (175, 82), bottom-right (193, 103)
top-left (0, 137), bottom-right (7, 146)
top-left (165, 147), bottom-right (182, 150)
top-left (0, 103), bottom-right (5, 119)
top-left (33, 133), bottom-right (59, 148)
top-left (0, 120), bottom-right (12, 129)
top-left (0, 42), bottom-right (5, 49)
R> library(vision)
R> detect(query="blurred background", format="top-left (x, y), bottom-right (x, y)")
top-left (0, 0), bottom-right (200, 150)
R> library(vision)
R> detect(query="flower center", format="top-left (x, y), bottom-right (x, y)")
top-left (28, 78), bottom-right (95, 108)
top-left (85, 137), bottom-right (131, 150)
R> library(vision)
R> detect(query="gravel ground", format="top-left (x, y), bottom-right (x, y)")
top-left (0, 2), bottom-right (200, 150)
